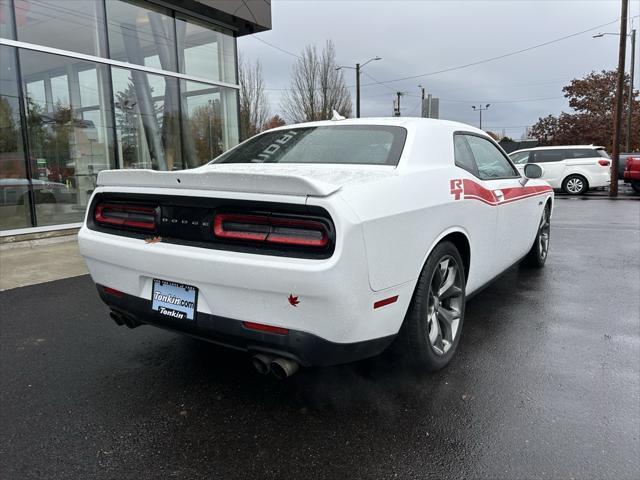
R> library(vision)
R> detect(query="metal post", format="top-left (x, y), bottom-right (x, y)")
top-left (610, 0), bottom-right (629, 197)
top-left (626, 29), bottom-right (636, 153)
top-left (356, 63), bottom-right (361, 118)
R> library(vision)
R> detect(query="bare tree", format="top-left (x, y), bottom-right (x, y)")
top-left (239, 56), bottom-right (270, 141)
top-left (281, 40), bottom-right (352, 123)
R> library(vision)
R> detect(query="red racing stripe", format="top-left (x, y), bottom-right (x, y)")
top-left (460, 179), bottom-right (552, 206)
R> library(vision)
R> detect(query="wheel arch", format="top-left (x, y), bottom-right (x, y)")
top-left (420, 227), bottom-right (471, 285)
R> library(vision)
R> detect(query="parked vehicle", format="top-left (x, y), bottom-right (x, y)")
top-left (623, 156), bottom-right (640, 193)
top-left (78, 118), bottom-right (553, 377)
top-left (509, 145), bottom-right (610, 195)
top-left (618, 153), bottom-right (640, 180)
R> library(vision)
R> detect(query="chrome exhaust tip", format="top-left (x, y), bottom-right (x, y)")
top-left (251, 354), bottom-right (274, 375)
top-left (270, 357), bottom-right (299, 379)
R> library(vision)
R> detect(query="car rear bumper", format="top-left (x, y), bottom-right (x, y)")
top-left (588, 170), bottom-right (611, 188)
top-left (623, 171), bottom-right (640, 182)
top-left (98, 284), bottom-right (396, 366)
top-left (79, 222), bottom-right (413, 346)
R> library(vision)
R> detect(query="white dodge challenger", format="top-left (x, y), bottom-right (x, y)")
top-left (79, 118), bottom-right (553, 378)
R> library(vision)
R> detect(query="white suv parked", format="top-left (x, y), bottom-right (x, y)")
top-left (509, 145), bottom-right (611, 195)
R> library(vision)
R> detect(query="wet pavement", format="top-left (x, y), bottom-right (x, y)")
top-left (1, 198), bottom-right (639, 479)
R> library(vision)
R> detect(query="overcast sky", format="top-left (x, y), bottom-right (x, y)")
top-left (237, 0), bottom-right (639, 138)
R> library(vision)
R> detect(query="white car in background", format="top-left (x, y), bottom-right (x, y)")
top-left (509, 145), bottom-right (611, 195)
top-left (78, 118), bottom-right (553, 378)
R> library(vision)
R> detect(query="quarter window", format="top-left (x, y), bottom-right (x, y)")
top-left (531, 150), bottom-right (565, 163)
top-left (565, 149), bottom-right (598, 159)
top-left (453, 135), bottom-right (478, 175)
top-left (463, 135), bottom-right (519, 180)
top-left (509, 151), bottom-right (530, 164)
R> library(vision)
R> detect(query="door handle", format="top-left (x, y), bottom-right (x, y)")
top-left (494, 190), bottom-right (504, 201)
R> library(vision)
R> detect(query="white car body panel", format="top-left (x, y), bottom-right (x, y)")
top-left (78, 118), bottom-right (553, 364)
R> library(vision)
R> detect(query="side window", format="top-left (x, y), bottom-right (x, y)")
top-left (464, 135), bottom-right (519, 180)
top-left (531, 150), bottom-right (565, 163)
top-left (509, 151), bottom-right (530, 164)
top-left (453, 134), bottom-right (478, 175)
top-left (567, 148), bottom-right (599, 159)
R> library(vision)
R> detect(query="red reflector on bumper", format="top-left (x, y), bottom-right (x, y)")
top-left (373, 295), bottom-right (398, 309)
top-left (103, 287), bottom-right (124, 298)
top-left (242, 321), bottom-right (289, 335)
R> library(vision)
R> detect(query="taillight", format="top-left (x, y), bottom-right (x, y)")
top-left (214, 213), bottom-right (329, 248)
top-left (598, 159), bottom-right (610, 167)
top-left (95, 203), bottom-right (157, 231)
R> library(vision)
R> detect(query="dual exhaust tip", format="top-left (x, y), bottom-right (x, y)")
top-left (110, 311), bottom-right (141, 329)
top-left (252, 354), bottom-right (299, 379)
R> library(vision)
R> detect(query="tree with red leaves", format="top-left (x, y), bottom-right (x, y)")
top-left (530, 70), bottom-right (639, 151)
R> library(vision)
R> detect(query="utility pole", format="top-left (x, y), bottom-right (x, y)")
top-left (418, 85), bottom-right (426, 117)
top-left (355, 63), bottom-right (361, 118)
top-left (336, 56), bottom-right (381, 118)
top-left (610, 0), bottom-right (628, 197)
top-left (394, 92), bottom-right (407, 116)
top-left (626, 28), bottom-right (635, 153)
top-left (594, 26), bottom-right (636, 152)
top-left (472, 104), bottom-right (491, 130)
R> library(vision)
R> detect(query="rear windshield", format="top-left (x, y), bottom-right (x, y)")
top-left (212, 125), bottom-right (407, 166)
top-left (597, 148), bottom-right (610, 159)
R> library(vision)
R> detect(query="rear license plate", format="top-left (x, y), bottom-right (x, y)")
top-left (151, 279), bottom-right (198, 321)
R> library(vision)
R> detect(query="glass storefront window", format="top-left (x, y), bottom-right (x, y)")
top-left (107, 0), bottom-right (177, 72)
top-left (0, 46), bottom-right (31, 230)
top-left (0, 0), bottom-right (15, 39)
top-left (176, 15), bottom-right (237, 84)
top-left (20, 49), bottom-right (116, 227)
top-left (181, 81), bottom-right (238, 166)
top-left (112, 66), bottom-right (181, 170)
top-left (14, 0), bottom-right (107, 57)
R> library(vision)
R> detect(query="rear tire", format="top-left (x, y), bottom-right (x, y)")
top-left (562, 174), bottom-right (588, 195)
top-left (395, 241), bottom-right (466, 371)
top-left (631, 181), bottom-right (640, 194)
top-left (522, 204), bottom-right (551, 268)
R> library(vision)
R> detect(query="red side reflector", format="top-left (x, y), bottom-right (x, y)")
top-left (214, 213), bottom-right (329, 248)
top-left (598, 159), bottom-right (610, 167)
top-left (242, 321), bottom-right (289, 335)
top-left (95, 203), bottom-right (156, 231)
top-left (374, 295), bottom-right (399, 309)
top-left (103, 286), bottom-right (124, 298)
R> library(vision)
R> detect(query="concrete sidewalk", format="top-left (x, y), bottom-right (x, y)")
top-left (0, 240), bottom-right (87, 291)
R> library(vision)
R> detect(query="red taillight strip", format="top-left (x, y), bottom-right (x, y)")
top-left (214, 213), bottom-right (329, 248)
top-left (95, 204), bottom-right (156, 231)
top-left (103, 286), bottom-right (124, 298)
top-left (242, 321), bottom-right (289, 335)
top-left (373, 295), bottom-right (399, 309)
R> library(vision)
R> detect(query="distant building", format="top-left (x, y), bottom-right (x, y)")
top-left (499, 139), bottom-right (539, 154)
top-left (0, 0), bottom-right (271, 234)
top-left (421, 95), bottom-right (439, 119)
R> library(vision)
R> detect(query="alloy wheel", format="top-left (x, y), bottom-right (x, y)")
top-left (538, 208), bottom-right (550, 259)
top-left (566, 177), bottom-right (584, 194)
top-left (426, 256), bottom-right (463, 355)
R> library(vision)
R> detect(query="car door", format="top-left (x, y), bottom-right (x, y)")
top-left (528, 149), bottom-right (566, 189)
top-left (462, 134), bottom-right (543, 271)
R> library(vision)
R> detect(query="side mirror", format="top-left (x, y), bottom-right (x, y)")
top-left (524, 163), bottom-right (544, 179)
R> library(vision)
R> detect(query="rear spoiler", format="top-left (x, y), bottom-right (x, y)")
top-left (96, 168), bottom-right (341, 197)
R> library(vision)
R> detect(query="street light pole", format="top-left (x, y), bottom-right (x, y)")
top-left (594, 27), bottom-right (637, 153)
top-left (472, 104), bottom-right (491, 130)
top-left (610, 0), bottom-right (628, 197)
top-left (336, 56), bottom-right (381, 118)
top-left (626, 28), bottom-right (635, 153)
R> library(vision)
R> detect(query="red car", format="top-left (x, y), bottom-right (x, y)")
top-left (623, 156), bottom-right (640, 193)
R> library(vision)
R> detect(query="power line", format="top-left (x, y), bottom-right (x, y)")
top-left (358, 17), bottom-right (636, 88)
top-left (256, 15), bottom-right (638, 91)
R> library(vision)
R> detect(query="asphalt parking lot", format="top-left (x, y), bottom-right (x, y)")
top-left (1, 198), bottom-right (639, 480)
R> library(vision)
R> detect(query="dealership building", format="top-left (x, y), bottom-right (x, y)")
top-left (0, 0), bottom-right (270, 234)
